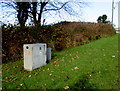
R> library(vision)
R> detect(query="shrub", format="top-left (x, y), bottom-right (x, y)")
top-left (2, 22), bottom-right (115, 63)
top-left (60, 22), bottom-right (115, 46)
top-left (2, 25), bottom-right (70, 63)
top-left (2, 26), bottom-right (36, 63)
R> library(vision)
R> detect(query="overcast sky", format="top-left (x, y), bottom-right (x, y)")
top-left (38, 0), bottom-right (119, 27)
top-left (44, 0), bottom-right (119, 28)
top-left (83, 0), bottom-right (119, 28)
top-left (0, 0), bottom-right (119, 28)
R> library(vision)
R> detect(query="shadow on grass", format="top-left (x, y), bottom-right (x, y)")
top-left (53, 74), bottom-right (98, 91)
top-left (68, 74), bottom-right (98, 91)
top-left (44, 74), bottom-right (98, 91)
top-left (46, 52), bottom-right (58, 64)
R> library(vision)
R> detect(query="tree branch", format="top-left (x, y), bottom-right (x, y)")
top-left (43, 2), bottom-right (68, 12)
top-left (1, 2), bottom-right (17, 10)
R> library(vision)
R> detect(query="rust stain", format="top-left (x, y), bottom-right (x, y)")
top-left (28, 52), bottom-right (31, 55)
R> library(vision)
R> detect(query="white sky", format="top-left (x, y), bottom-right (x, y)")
top-left (82, 0), bottom-right (119, 27)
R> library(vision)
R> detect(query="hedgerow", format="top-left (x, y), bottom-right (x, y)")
top-left (2, 22), bottom-right (115, 63)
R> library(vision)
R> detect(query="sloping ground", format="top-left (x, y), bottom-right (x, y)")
top-left (2, 34), bottom-right (118, 90)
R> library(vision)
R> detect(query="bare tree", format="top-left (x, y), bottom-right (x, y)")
top-left (16, 2), bottom-right (30, 27)
top-left (30, 1), bottom-right (49, 26)
top-left (30, 1), bottom-right (85, 26)
top-left (1, 0), bottom-right (86, 27)
top-left (1, 1), bottom-right (30, 27)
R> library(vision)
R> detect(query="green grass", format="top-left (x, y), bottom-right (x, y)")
top-left (2, 34), bottom-right (119, 90)
top-left (0, 65), bottom-right (2, 90)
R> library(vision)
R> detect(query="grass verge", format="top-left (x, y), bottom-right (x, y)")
top-left (2, 34), bottom-right (119, 90)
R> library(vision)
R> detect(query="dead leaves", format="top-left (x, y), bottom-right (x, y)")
top-left (71, 55), bottom-right (79, 62)
top-left (49, 73), bottom-right (55, 81)
top-left (71, 58), bottom-right (75, 61)
top-left (71, 66), bottom-right (79, 71)
top-left (53, 61), bottom-right (58, 64)
top-left (75, 55), bottom-right (79, 59)
top-left (74, 67), bottom-right (79, 70)
top-left (61, 59), bottom-right (64, 62)
top-left (63, 86), bottom-right (69, 89)
top-left (17, 83), bottom-right (24, 89)
top-left (61, 71), bottom-right (65, 73)
top-left (49, 73), bottom-right (52, 76)
top-left (51, 79), bottom-right (54, 81)
top-left (49, 73), bottom-right (55, 77)
top-left (112, 55), bottom-right (115, 58)
top-left (20, 83), bottom-right (24, 86)
top-left (55, 64), bottom-right (59, 67)
top-left (51, 71), bottom-right (54, 72)
top-left (12, 78), bottom-right (17, 81)
top-left (28, 75), bottom-right (32, 78)
top-left (61, 52), bottom-right (80, 64)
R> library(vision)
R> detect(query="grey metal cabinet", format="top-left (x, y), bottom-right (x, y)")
top-left (23, 43), bottom-right (47, 71)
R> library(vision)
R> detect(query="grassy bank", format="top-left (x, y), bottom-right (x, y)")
top-left (2, 34), bottom-right (118, 90)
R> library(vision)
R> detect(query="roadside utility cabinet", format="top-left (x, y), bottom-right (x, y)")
top-left (47, 48), bottom-right (52, 61)
top-left (23, 43), bottom-right (47, 71)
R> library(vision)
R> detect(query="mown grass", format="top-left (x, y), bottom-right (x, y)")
top-left (2, 34), bottom-right (118, 90)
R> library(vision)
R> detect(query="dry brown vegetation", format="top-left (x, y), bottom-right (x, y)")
top-left (54, 21), bottom-right (115, 47)
top-left (2, 22), bottom-right (115, 63)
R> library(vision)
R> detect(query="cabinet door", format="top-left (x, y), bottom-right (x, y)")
top-left (24, 45), bottom-right (32, 70)
top-left (32, 45), bottom-right (46, 69)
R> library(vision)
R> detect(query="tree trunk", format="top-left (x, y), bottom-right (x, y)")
top-left (32, 2), bottom-right (48, 27)
top-left (32, 2), bottom-right (37, 26)
top-left (16, 2), bottom-right (30, 27)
